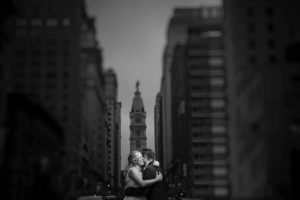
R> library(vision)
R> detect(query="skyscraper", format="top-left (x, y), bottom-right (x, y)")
top-left (154, 92), bottom-right (164, 169)
top-left (224, 0), bottom-right (300, 199)
top-left (115, 102), bottom-right (122, 188)
top-left (104, 68), bottom-right (122, 188)
top-left (0, 0), bottom-right (108, 198)
top-left (130, 81), bottom-right (147, 152)
top-left (2, 93), bottom-right (65, 199)
top-left (161, 7), bottom-right (229, 199)
top-left (2, 0), bottom-right (86, 197)
top-left (80, 14), bottom-right (107, 186)
top-left (0, 0), bottom-right (16, 170)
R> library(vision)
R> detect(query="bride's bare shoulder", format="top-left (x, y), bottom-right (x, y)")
top-left (128, 166), bottom-right (139, 175)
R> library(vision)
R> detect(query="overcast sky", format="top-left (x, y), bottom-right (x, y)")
top-left (86, 0), bottom-right (221, 169)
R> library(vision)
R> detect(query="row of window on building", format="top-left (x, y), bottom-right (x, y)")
top-left (16, 17), bottom-right (71, 27)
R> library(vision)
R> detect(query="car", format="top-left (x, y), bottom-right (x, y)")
top-left (78, 195), bottom-right (103, 200)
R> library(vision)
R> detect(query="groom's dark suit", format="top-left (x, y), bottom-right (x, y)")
top-left (124, 161), bottom-right (168, 200)
top-left (143, 160), bottom-right (167, 200)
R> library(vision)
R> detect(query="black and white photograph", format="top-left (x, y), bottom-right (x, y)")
top-left (0, 0), bottom-right (299, 200)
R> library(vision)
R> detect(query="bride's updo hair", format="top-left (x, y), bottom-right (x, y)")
top-left (128, 150), bottom-right (141, 166)
top-left (123, 150), bottom-right (141, 177)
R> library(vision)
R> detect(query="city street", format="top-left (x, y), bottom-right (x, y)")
top-left (1, 0), bottom-right (300, 200)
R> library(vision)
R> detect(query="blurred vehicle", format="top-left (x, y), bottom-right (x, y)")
top-left (103, 195), bottom-right (117, 200)
top-left (78, 195), bottom-right (103, 200)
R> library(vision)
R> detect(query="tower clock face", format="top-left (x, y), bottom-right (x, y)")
top-left (135, 117), bottom-right (141, 123)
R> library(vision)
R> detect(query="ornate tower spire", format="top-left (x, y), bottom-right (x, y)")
top-left (129, 81), bottom-right (147, 152)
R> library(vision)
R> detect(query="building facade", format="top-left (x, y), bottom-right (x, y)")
top-left (129, 81), bottom-right (147, 152)
top-left (80, 14), bottom-right (107, 190)
top-left (0, 0), bottom-right (16, 170)
top-left (154, 92), bottom-right (164, 169)
top-left (2, 93), bottom-right (65, 199)
top-left (161, 6), bottom-right (223, 173)
top-left (104, 68), bottom-right (122, 189)
top-left (2, 0), bottom-right (85, 197)
top-left (0, 0), bottom-right (109, 198)
top-left (224, 0), bottom-right (300, 199)
top-left (161, 7), bottom-right (229, 199)
top-left (115, 102), bottom-right (122, 189)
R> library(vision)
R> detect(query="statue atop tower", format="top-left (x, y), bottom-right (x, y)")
top-left (136, 80), bottom-right (140, 91)
top-left (129, 80), bottom-right (147, 152)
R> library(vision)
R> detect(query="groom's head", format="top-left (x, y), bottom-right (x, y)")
top-left (142, 148), bottom-right (155, 164)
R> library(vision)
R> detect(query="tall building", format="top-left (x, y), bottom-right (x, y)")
top-left (80, 14), bottom-right (107, 188)
top-left (129, 81), bottom-right (147, 152)
top-left (2, 94), bottom-right (65, 199)
top-left (161, 7), bottom-right (229, 199)
top-left (0, 0), bottom-right (16, 169)
top-left (115, 102), bottom-right (122, 189)
top-left (0, 0), bottom-right (108, 198)
top-left (154, 92), bottom-right (164, 169)
top-left (161, 5), bottom-right (223, 173)
top-left (104, 68), bottom-right (122, 189)
top-left (224, 0), bottom-right (300, 199)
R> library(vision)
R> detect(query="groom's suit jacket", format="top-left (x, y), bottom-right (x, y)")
top-left (143, 161), bottom-right (168, 200)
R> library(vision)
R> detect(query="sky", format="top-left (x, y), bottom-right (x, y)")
top-left (86, 0), bottom-right (221, 169)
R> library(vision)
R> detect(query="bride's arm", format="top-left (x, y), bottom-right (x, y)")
top-left (128, 168), bottom-right (162, 187)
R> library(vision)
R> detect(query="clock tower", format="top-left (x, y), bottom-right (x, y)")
top-left (130, 81), bottom-right (147, 152)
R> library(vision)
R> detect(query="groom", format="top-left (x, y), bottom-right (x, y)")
top-left (125, 148), bottom-right (168, 200)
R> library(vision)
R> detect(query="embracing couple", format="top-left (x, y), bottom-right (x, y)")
top-left (123, 148), bottom-right (168, 200)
